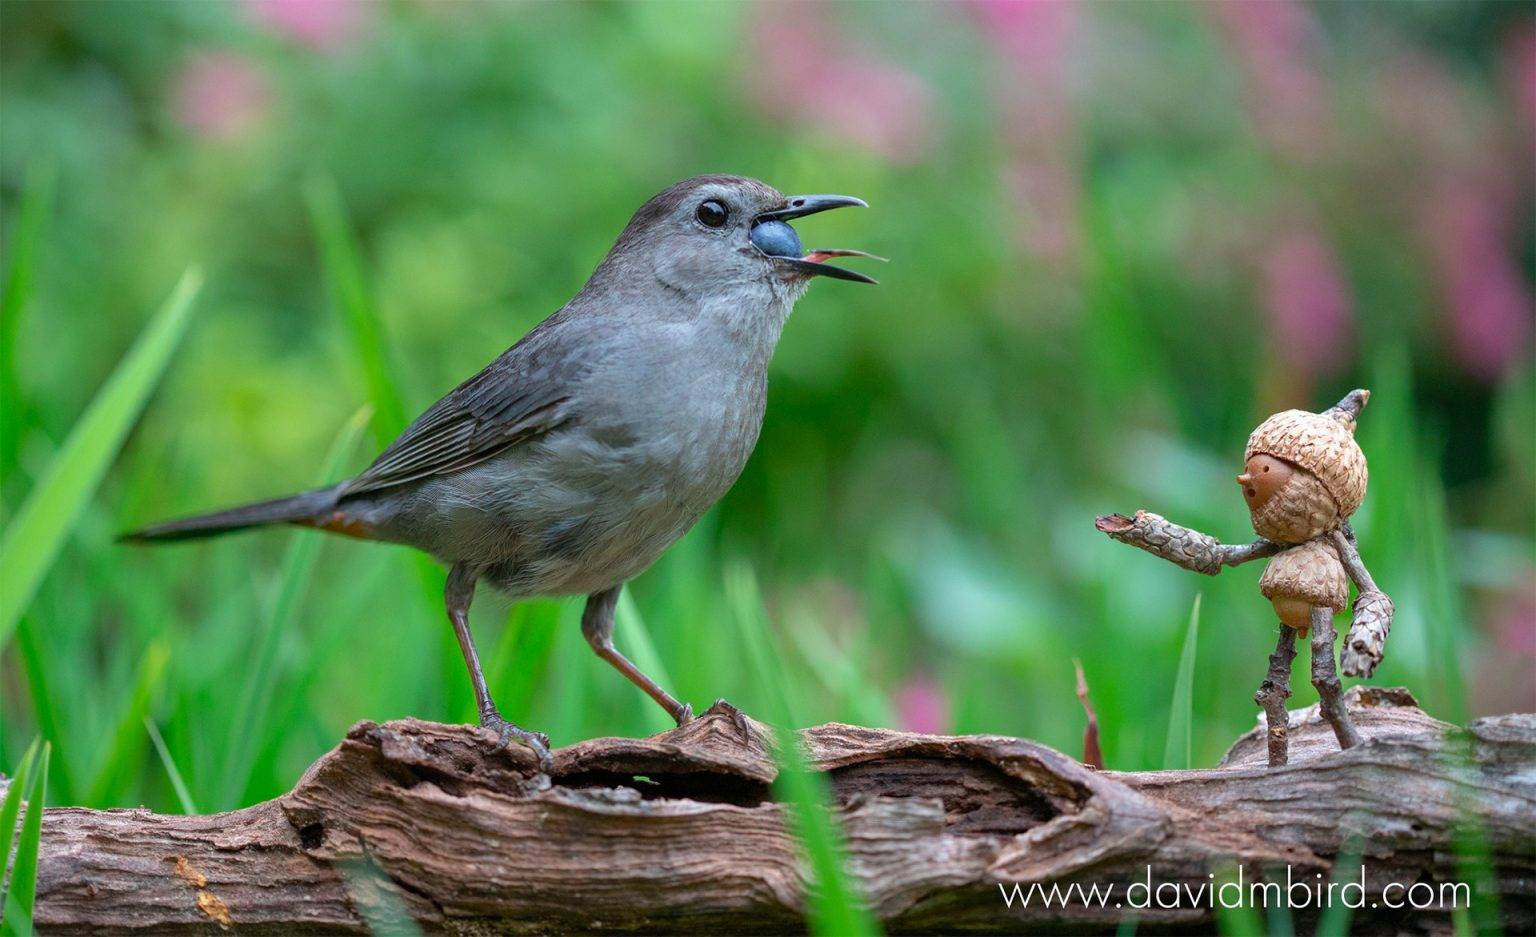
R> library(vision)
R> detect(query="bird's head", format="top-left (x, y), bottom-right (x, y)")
top-left (603, 175), bottom-right (879, 302)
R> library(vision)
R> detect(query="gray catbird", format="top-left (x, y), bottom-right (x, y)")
top-left (125, 175), bottom-right (876, 768)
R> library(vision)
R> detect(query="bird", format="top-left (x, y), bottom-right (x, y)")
top-left (123, 175), bottom-right (878, 769)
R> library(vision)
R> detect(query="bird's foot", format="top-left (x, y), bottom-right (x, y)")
top-left (672, 702), bottom-right (695, 726)
top-left (706, 698), bottom-right (756, 740)
top-left (478, 711), bottom-right (553, 772)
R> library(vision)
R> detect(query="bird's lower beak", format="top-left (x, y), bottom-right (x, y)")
top-left (757, 194), bottom-right (881, 284)
top-left (775, 250), bottom-right (884, 284)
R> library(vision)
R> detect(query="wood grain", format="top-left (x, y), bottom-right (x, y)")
top-left (18, 687), bottom-right (1534, 934)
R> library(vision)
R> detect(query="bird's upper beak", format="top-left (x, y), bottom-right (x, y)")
top-left (757, 194), bottom-right (868, 222)
top-left (755, 194), bottom-right (881, 284)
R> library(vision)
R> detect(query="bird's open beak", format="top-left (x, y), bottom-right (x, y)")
top-left (757, 194), bottom-right (882, 284)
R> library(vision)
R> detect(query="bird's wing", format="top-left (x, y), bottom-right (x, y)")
top-left (342, 315), bottom-right (584, 496)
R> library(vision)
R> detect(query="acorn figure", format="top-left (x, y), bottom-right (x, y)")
top-left (1095, 389), bottom-right (1394, 767)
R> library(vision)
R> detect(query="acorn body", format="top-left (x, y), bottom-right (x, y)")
top-left (1240, 401), bottom-right (1369, 632)
top-left (1259, 539), bottom-right (1348, 635)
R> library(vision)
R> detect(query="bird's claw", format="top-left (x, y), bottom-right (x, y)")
top-left (673, 702), bottom-right (695, 726)
top-left (479, 712), bottom-right (553, 772)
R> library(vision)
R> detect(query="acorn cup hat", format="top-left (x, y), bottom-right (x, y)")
top-left (1244, 403), bottom-right (1369, 518)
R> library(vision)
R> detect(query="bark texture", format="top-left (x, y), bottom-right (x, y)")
top-left (1094, 511), bottom-right (1281, 575)
top-left (21, 689), bottom-right (1536, 935)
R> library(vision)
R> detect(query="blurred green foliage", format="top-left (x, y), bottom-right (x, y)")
top-left (1, 0), bottom-right (1532, 822)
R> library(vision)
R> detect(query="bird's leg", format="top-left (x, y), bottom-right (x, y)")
top-left (446, 563), bottom-right (551, 769)
top-left (582, 586), bottom-right (693, 726)
top-left (1254, 624), bottom-right (1298, 767)
top-left (1308, 606), bottom-right (1361, 751)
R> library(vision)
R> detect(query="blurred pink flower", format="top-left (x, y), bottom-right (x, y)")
top-left (1261, 227), bottom-right (1353, 377)
top-left (246, 0), bottom-right (369, 52)
top-left (971, 0), bottom-right (1075, 86)
top-left (1478, 578), bottom-right (1536, 713)
top-left (967, 0), bottom-right (1082, 265)
top-left (745, 5), bottom-right (935, 164)
top-left (1421, 179), bottom-right (1533, 382)
top-left (1371, 47), bottom-right (1533, 381)
top-left (896, 675), bottom-right (950, 735)
top-left (172, 52), bottom-right (272, 142)
top-left (1209, 0), bottom-right (1331, 162)
top-left (1493, 582), bottom-right (1536, 657)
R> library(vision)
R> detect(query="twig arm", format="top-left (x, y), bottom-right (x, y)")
top-left (1095, 510), bottom-right (1281, 575)
top-left (1333, 527), bottom-right (1394, 677)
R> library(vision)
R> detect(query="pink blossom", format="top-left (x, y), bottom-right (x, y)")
top-left (1492, 581), bottom-right (1536, 657)
top-left (245, 0), bottom-right (369, 52)
top-left (1261, 227), bottom-right (1353, 377)
top-left (896, 675), bottom-right (950, 735)
top-left (1421, 179), bottom-right (1533, 382)
top-left (971, 0), bottom-right (1075, 86)
top-left (1209, 0), bottom-right (1331, 162)
top-left (1481, 579), bottom-right (1536, 713)
top-left (172, 52), bottom-right (272, 142)
top-left (745, 6), bottom-right (935, 164)
top-left (967, 0), bottom-right (1082, 265)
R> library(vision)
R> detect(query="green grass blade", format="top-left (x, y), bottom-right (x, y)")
top-left (1212, 862), bottom-right (1263, 936)
top-left (1162, 594), bottom-right (1201, 771)
top-left (12, 619), bottom-right (75, 805)
top-left (724, 561), bottom-right (879, 937)
top-left (1313, 837), bottom-right (1362, 937)
top-left (302, 176), bottom-right (464, 718)
top-left (218, 405), bottom-right (372, 809)
top-left (0, 268), bottom-right (202, 649)
top-left (0, 161), bottom-right (53, 333)
top-left (1266, 882), bottom-right (1295, 937)
top-left (304, 174), bottom-right (408, 446)
top-left (786, 611), bottom-right (894, 729)
top-left (1, 742), bottom-right (48, 936)
top-left (1414, 467), bottom-right (1467, 725)
top-left (488, 599), bottom-right (563, 723)
top-left (86, 640), bottom-right (169, 806)
top-left (0, 159), bottom-right (56, 503)
top-left (0, 741), bottom-right (39, 890)
top-left (616, 590), bottom-right (681, 735)
top-left (144, 718), bottom-right (198, 816)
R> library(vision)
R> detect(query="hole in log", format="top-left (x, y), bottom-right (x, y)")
top-left (829, 757), bottom-right (1066, 835)
top-left (299, 822), bottom-right (325, 850)
top-left (556, 769), bottom-right (771, 807)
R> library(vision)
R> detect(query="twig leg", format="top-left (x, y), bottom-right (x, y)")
top-left (582, 585), bottom-right (693, 725)
top-left (1254, 625), bottom-right (1298, 767)
top-left (1309, 606), bottom-right (1361, 750)
top-left (447, 563), bottom-right (552, 769)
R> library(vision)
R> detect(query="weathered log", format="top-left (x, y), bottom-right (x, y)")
top-left (23, 688), bottom-right (1536, 934)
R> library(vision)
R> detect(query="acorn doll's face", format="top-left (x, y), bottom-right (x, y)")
top-left (1237, 455), bottom-right (1294, 511)
top-left (1239, 454), bottom-right (1341, 543)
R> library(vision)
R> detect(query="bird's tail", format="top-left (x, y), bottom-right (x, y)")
top-left (120, 484), bottom-right (345, 543)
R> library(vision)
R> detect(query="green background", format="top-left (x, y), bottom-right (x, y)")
top-left (2, 0), bottom-right (1532, 814)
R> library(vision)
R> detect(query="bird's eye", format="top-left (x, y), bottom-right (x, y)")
top-left (695, 200), bottom-right (728, 228)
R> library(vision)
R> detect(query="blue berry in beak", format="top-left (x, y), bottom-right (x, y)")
top-left (749, 220), bottom-right (803, 259)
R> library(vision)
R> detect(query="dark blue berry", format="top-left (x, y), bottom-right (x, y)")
top-left (749, 220), bottom-right (803, 258)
